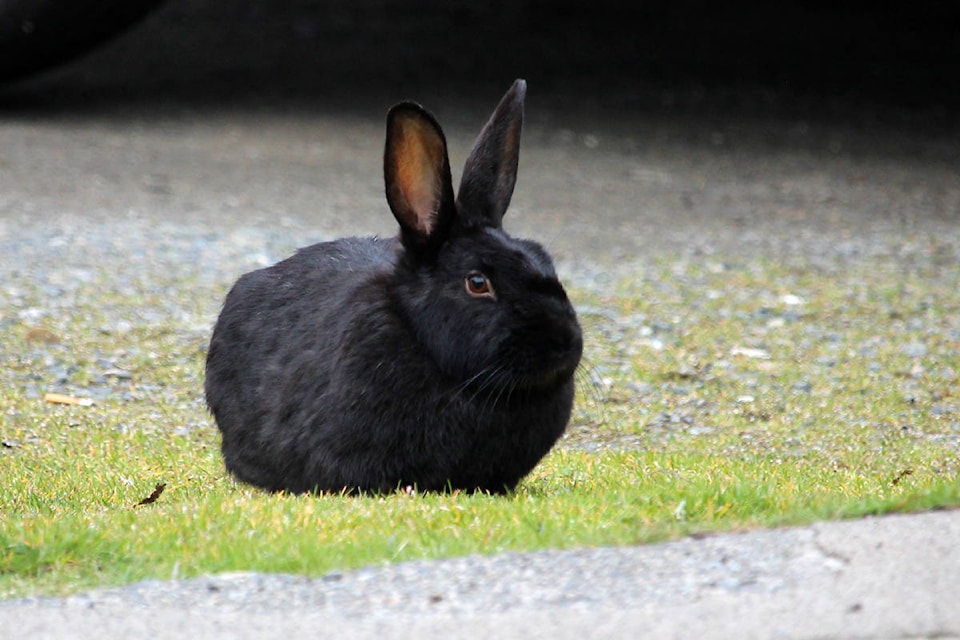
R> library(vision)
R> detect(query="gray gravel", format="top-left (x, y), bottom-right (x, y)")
top-left (2, 2), bottom-right (960, 637)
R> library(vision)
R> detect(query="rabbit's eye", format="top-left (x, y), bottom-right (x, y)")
top-left (465, 272), bottom-right (496, 299)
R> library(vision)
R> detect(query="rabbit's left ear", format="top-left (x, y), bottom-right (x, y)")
top-left (385, 103), bottom-right (456, 254)
top-left (456, 79), bottom-right (526, 230)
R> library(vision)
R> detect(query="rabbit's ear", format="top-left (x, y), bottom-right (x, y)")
top-left (384, 103), bottom-right (456, 253)
top-left (456, 79), bottom-right (526, 230)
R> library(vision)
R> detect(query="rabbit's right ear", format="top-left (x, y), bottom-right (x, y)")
top-left (455, 79), bottom-right (526, 230)
top-left (384, 103), bottom-right (456, 254)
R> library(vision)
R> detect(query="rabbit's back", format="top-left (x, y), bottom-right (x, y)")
top-left (205, 237), bottom-right (402, 491)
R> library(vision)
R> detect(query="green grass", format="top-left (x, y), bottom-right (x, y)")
top-left (2, 253), bottom-right (959, 598)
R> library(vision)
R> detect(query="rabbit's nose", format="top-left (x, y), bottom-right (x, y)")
top-left (551, 321), bottom-right (583, 361)
top-left (570, 326), bottom-right (584, 354)
top-left (566, 326), bottom-right (584, 361)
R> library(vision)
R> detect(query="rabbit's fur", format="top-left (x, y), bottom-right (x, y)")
top-left (205, 80), bottom-right (582, 494)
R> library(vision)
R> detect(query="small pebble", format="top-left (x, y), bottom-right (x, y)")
top-left (730, 347), bottom-right (771, 360)
top-left (101, 368), bottom-right (133, 380)
top-left (901, 342), bottom-right (928, 358)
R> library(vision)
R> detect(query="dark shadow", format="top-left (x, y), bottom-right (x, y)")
top-left (0, 0), bottom-right (957, 126)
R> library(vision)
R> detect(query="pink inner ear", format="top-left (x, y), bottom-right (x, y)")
top-left (395, 117), bottom-right (444, 234)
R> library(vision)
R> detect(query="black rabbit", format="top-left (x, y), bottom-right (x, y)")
top-left (205, 80), bottom-right (582, 494)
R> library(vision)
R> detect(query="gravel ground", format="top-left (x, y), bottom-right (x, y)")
top-left (2, 2), bottom-right (960, 637)
top-left (1, 110), bottom-right (957, 638)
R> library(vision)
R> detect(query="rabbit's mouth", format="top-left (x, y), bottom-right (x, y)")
top-left (518, 351), bottom-right (582, 392)
top-left (512, 326), bottom-right (584, 391)
top-left (461, 351), bottom-right (579, 398)
top-left (524, 368), bottom-right (574, 391)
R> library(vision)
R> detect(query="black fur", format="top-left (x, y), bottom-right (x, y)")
top-left (205, 80), bottom-right (583, 494)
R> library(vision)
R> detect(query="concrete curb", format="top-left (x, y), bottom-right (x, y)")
top-left (4, 510), bottom-right (958, 639)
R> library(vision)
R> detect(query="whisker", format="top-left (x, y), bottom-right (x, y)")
top-left (446, 364), bottom-right (499, 404)
top-left (573, 357), bottom-right (608, 427)
top-left (485, 368), bottom-right (516, 416)
top-left (455, 366), bottom-right (496, 395)
top-left (445, 364), bottom-right (513, 423)
top-left (466, 365), bottom-right (507, 404)
top-left (442, 366), bottom-right (492, 415)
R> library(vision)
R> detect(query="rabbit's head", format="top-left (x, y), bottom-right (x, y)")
top-left (384, 80), bottom-right (582, 394)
